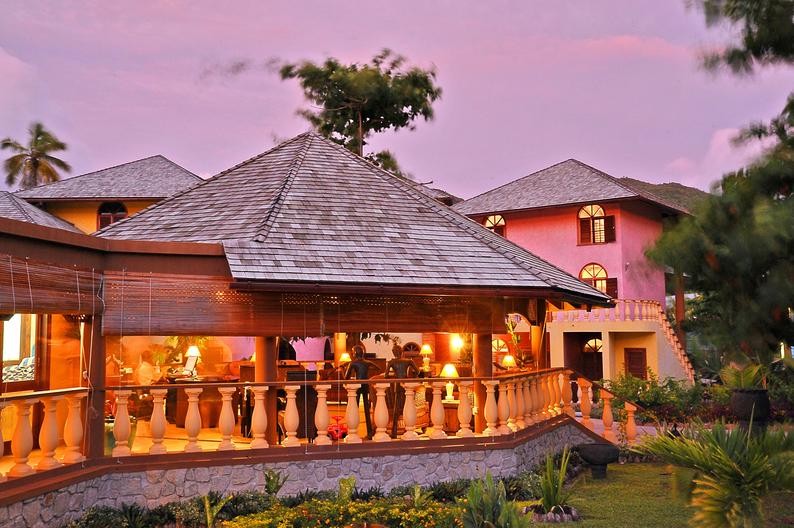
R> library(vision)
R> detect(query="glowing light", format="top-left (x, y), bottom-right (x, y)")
top-left (450, 334), bottom-right (464, 352)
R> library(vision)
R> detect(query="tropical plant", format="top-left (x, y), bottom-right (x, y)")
top-left (202, 492), bottom-right (233, 528)
top-left (2, 122), bottom-right (71, 189)
top-left (638, 422), bottom-right (794, 527)
top-left (337, 476), bottom-right (357, 503)
top-left (263, 469), bottom-right (288, 497)
top-left (720, 363), bottom-right (765, 389)
top-left (461, 472), bottom-right (529, 528)
top-left (539, 447), bottom-right (572, 514)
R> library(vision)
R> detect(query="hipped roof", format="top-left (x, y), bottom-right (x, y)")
top-left (0, 191), bottom-right (81, 232)
top-left (98, 133), bottom-right (609, 303)
top-left (453, 159), bottom-right (688, 216)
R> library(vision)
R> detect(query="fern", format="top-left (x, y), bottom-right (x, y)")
top-left (539, 446), bottom-right (571, 514)
top-left (461, 473), bottom-right (529, 528)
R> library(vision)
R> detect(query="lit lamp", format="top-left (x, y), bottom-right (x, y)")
top-left (501, 354), bottom-right (517, 369)
top-left (420, 344), bottom-right (433, 373)
top-left (440, 363), bottom-right (459, 401)
top-left (185, 345), bottom-right (201, 377)
top-left (450, 334), bottom-right (464, 354)
top-left (339, 351), bottom-right (352, 365)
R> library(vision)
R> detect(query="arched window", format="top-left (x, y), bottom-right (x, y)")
top-left (578, 204), bottom-right (615, 244)
top-left (579, 263), bottom-right (618, 298)
top-left (403, 342), bottom-right (421, 357)
top-left (491, 338), bottom-right (509, 354)
top-left (484, 214), bottom-right (506, 236)
top-left (97, 202), bottom-right (128, 229)
top-left (583, 338), bottom-right (603, 354)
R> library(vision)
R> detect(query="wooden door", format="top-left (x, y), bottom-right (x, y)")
top-left (625, 348), bottom-right (647, 379)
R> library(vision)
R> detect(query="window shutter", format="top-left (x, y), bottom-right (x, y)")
top-left (605, 278), bottom-right (618, 298)
top-left (604, 216), bottom-right (616, 242)
top-left (625, 349), bottom-right (647, 379)
top-left (579, 218), bottom-right (591, 244)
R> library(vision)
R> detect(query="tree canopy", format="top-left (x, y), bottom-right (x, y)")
top-left (279, 49), bottom-right (441, 176)
top-left (2, 122), bottom-right (71, 190)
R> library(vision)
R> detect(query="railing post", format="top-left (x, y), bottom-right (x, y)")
top-left (344, 383), bottom-right (362, 444)
top-left (506, 382), bottom-right (518, 432)
top-left (428, 382), bottom-right (448, 439)
top-left (514, 379), bottom-right (526, 429)
top-left (314, 384), bottom-right (332, 446)
top-left (552, 372), bottom-right (562, 415)
top-left (576, 379), bottom-right (593, 431)
top-left (482, 380), bottom-right (499, 436)
top-left (561, 371), bottom-right (574, 418)
top-left (545, 374), bottom-right (556, 417)
top-left (62, 393), bottom-right (87, 464)
top-left (250, 386), bottom-right (269, 449)
top-left (402, 382), bottom-right (421, 440)
top-left (281, 385), bottom-right (300, 447)
top-left (37, 396), bottom-right (64, 470)
top-left (217, 387), bottom-right (237, 451)
top-left (9, 399), bottom-right (37, 477)
top-left (624, 402), bottom-right (637, 443)
top-left (522, 377), bottom-right (534, 425)
top-left (456, 381), bottom-right (474, 437)
top-left (112, 390), bottom-right (133, 457)
top-left (497, 382), bottom-right (511, 435)
top-left (0, 402), bottom-right (6, 482)
top-left (184, 388), bottom-right (203, 453)
top-left (149, 389), bottom-right (168, 455)
top-left (529, 376), bottom-right (541, 423)
top-left (599, 389), bottom-right (616, 443)
top-left (372, 382), bottom-right (391, 442)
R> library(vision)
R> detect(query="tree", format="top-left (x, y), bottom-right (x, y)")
top-left (2, 122), bottom-right (71, 190)
top-left (279, 49), bottom-right (441, 176)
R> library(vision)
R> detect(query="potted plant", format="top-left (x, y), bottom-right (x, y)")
top-left (720, 363), bottom-right (770, 432)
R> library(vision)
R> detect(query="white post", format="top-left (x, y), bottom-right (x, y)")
top-left (523, 378), bottom-right (534, 425)
top-left (402, 382), bottom-right (421, 441)
top-left (314, 384), bottom-right (332, 446)
top-left (344, 383), bottom-right (362, 444)
top-left (62, 393), bottom-right (86, 464)
top-left (149, 389), bottom-right (168, 455)
top-left (281, 385), bottom-right (300, 447)
top-left (217, 387), bottom-right (237, 451)
top-left (577, 379), bottom-right (593, 431)
top-left (496, 383), bottom-right (511, 435)
top-left (112, 390), bottom-right (133, 457)
top-left (530, 377), bottom-right (541, 423)
top-left (250, 386), bottom-right (269, 449)
top-left (184, 388), bottom-right (203, 452)
top-left (37, 396), bottom-right (64, 470)
top-left (456, 381), bottom-right (474, 437)
top-left (428, 382), bottom-right (447, 439)
top-left (551, 373), bottom-right (562, 415)
top-left (372, 382), bottom-right (391, 442)
top-left (539, 374), bottom-right (550, 420)
top-left (482, 380), bottom-right (499, 436)
top-left (625, 402), bottom-right (638, 443)
top-left (9, 399), bottom-right (37, 477)
top-left (514, 380), bottom-right (526, 429)
top-left (600, 389), bottom-right (617, 443)
top-left (506, 382), bottom-right (518, 432)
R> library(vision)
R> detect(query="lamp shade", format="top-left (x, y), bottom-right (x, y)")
top-left (186, 345), bottom-right (201, 358)
top-left (440, 363), bottom-right (459, 378)
top-left (501, 354), bottom-right (517, 368)
top-left (420, 344), bottom-right (433, 356)
top-left (339, 352), bottom-right (352, 363)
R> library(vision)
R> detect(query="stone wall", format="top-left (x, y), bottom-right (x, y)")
top-left (0, 423), bottom-right (592, 528)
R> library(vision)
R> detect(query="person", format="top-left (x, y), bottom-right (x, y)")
top-left (385, 344), bottom-right (419, 438)
top-left (344, 345), bottom-right (381, 438)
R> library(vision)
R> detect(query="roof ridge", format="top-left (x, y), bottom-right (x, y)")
top-left (96, 133), bottom-right (314, 236)
top-left (311, 138), bottom-right (604, 294)
top-left (458, 158), bottom-right (576, 204)
top-left (3, 192), bottom-right (36, 223)
top-left (252, 134), bottom-right (314, 243)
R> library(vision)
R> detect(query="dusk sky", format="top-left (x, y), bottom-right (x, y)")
top-left (2, 1), bottom-right (794, 196)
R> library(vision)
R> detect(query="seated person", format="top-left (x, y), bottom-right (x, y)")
top-left (135, 350), bottom-right (155, 386)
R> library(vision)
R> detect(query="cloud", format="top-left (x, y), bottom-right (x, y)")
top-left (663, 128), bottom-right (770, 190)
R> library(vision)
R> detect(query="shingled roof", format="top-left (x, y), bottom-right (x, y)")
top-left (97, 133), bottom-right (609, 302)
top-left (0, 191), bottom-right (80, 232)
top-left (16, 155), bottom-right (201, 201)
top-left (453, 159), bottom-right (688, 216)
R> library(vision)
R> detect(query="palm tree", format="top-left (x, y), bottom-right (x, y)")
top-left (1, 122), bottom-right (71, 189)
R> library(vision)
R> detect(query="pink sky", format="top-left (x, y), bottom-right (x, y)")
top-left (2, 1), bottom-right (793, 196)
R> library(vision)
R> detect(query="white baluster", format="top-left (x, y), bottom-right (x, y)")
top-left (184, 388), bottom-right (203, 452)
top-left (456, 381), bottom-right (474, 437)
top-left (530, 377), bottom-right (541, 423)
top-left (344, 383), bottom-right (362, 444)
top-left (62, 393), bottom-right (86, 464)
top-left (577, 379), bottom-right (593, 431)
top-left (217, 387), bottom-right (237, 451)
top-left (561, 371), bottom-right (574, 418)
top-left (600, 389), bottom-right (617, 443)
top-left (625, 402), bottom-right (638, 443)
top-left (482, 380), bottom-right (499, 436)
top-left (523, 378), bottom-right (534, 425)
top-left (281, 385), bottom-right (300, 447)
top-left (9, 399), bottom-right (37, 477)
top-left (552, 372), bottom-right (562, 415)
top-left (506, 382), bottom-right (518, 432)
top-left (112, 390), bottom-right (133, 457)
top-left (250, 387), bottom-right (269, 449)
top-left (402, 382), bottom-right (421, 441)
top-left (372, 382), bottom-right (391, 442)
top-left (514, 380), bottom-right (526, 429)
top-left (496, 383), bottom-right (511, 435)
top-left (149, 389), bottom-right (168, 455)
top-left (314, 384), bottom-right (332, 446)
top-left (428, 382), bottom-right (447, 439)
top-left (540, 374), bottom-right (551, 419)
top-left (37, 396), bottom-right (64, 470)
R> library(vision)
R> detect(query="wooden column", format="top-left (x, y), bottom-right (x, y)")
top-left (85, 317), bottom-right (105, 460)
top-left (472, 332), bottom-right (493, 433)
top-left (256, 336), bottom-right (279, 444)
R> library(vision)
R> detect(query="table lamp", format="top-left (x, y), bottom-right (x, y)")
top-left (501, 353), bottom-right (517, 369)
top-left (185, 345), bottom-right (201, 377)
top-left (440, 363), bottom-right (459, 401)
top-left (339, 351), bottom-right (352, 364)
top-left (420, 344), bottom-right (432, 373)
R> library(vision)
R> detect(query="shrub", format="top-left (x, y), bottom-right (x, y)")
top-left (499, 472), bottom-right (542, 501)
top-left (461, 473), bottom-right (528, 528)
top-left (64, 506), bottom-right (126, 528)
top-left (263, 470), bottom-right (288, 497)
top-left (351, 485), bottom-right (385, 501)
top-left (539, 447), bottom-right (571, 514)
top-left (221, 491), bottom-right (273, 519)
top-left (279, 489), bottom-right (336, 508)
top-left (426, 478), bottom-right (472, 502)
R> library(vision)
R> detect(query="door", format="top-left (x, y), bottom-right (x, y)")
top-left (625, 348), bottom-right (647, 379)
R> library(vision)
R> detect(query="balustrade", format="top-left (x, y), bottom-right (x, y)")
top-left (496, 382), bottom-right (511, 435)
top-left (514, 380), bottom-right (525, 429)
top-left (599, 389), bottom-right (616, 443)
top-left (577, 378), bottom-right (593, 431)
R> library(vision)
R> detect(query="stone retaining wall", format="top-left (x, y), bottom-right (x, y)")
top-left (0, 423), bottom-right (592, 528)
